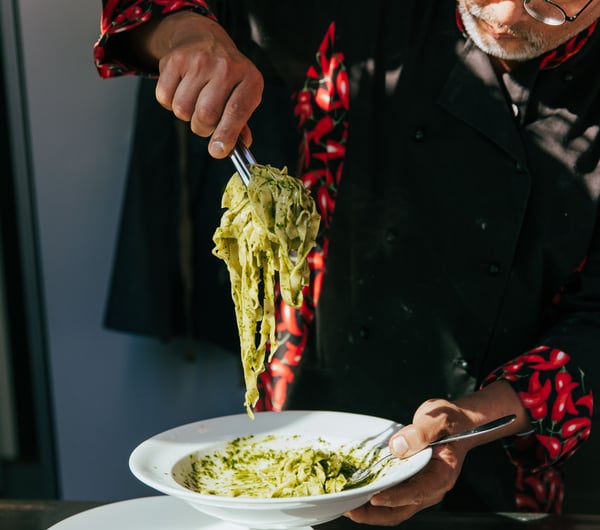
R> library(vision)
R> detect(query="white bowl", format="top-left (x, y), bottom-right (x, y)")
top-left (129, 410), bottom-right (432, 529)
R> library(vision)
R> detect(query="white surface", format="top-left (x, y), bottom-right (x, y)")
top-left (47, 496), bottom-right (289, 530)
top-left (129, 410), bottom-right (432, 529)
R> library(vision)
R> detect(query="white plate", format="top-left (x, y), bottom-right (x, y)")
top-left (47, 496), bottom-right (278, 530)
top-left (128, 411), bottom-right (432, 529)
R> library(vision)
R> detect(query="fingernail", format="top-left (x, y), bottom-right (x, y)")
top-left (211, 140), bottom-right (226, 156)
top-left (370, 493), bottom-right (391, 507)
top-left (391, 435), bottom-right (408, 456)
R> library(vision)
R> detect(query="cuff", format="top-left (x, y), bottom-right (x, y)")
top-left (482, 345), bottom-right (593, 472)
top-left (94, 1), bottom-right (215, 78)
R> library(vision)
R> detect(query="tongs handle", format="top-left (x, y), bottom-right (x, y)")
top-left (229, 139), bottom-right (257, 187)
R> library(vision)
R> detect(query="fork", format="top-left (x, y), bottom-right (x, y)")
top-left (229, 139), bottom-right (257, 187)
top-left (348, 414), bottom-right (516, 484)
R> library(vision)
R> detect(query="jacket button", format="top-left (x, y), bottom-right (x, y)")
top-left (359, 326), bottom-right (369, 339)
top-left (487, 262), bottom-right (502, 275)
top-left (453, 358), bottom-right (470, 370)
top-left (413, 128), bottom-right (425, 142)
top-left (385, 229), bottom-right (398, 243)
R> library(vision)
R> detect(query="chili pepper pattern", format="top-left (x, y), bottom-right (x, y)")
top-left (95, 4), bottom-right (595, 514)
top-left (255, 21), bottom-right (348, 413)
top-left (484, 345), bottom-right (594, 513)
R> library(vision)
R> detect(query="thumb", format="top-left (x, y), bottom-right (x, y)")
top-left (389, 422), bottom-right (439, 459)
top-left (389, 399), bottom-right (464, 458)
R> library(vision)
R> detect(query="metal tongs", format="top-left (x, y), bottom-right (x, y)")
top-left (229, 139), bottom-right (257, 187)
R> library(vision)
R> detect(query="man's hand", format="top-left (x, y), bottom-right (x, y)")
top-left (345, 381), bottom-right (531, 526)
top-left (135, 11), bottom-right (264, 158)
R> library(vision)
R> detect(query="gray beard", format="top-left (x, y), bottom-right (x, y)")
top-left (457, 1), bottom-right (549, 61)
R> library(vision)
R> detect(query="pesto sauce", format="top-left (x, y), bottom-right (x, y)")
top-left (181, 435), bottom-right (382, 498)
top-left (212, 164), bottom-right (321, 418)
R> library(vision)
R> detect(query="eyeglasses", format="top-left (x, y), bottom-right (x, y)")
top-left (523, 0), bottom-right (595, 25)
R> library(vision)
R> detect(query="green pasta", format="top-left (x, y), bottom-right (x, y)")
top-left (182, 435), bottom-right (379, 498)
top-left (212, 165), bottom-right (320, 417)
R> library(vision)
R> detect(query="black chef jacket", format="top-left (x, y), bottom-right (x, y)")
top-left (100, 0), bottom-right (600, 512)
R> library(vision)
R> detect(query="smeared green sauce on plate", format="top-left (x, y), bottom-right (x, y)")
top-left (181, 434), bottom-right (386, 498)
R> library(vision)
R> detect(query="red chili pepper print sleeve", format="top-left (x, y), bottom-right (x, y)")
top-left (94, 0), bottom-right (215, 78)
top-left (483, 345), bottom-right (593, 512)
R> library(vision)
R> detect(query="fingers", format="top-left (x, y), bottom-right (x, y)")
top-left (373, 447), bottom-right (459, 507)
top-left (154, 42), bottom-right (263, 159)
top-left (206, 76), bottom-right (263, 158)
top-left (142, 12), bottom-right (263, 158)
top-left (346, 446), bottom-right (462, 526)
top-left (345, 502), bottom-right (421, 527)
top-left (155, 50), bottom-right (195, 115)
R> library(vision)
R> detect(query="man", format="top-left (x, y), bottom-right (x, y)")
top-left (95, 0), bottom-right (598, 524)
